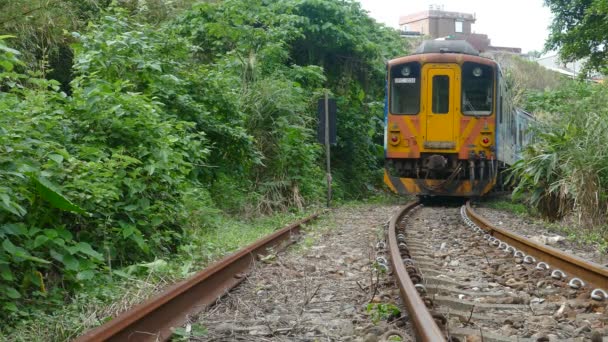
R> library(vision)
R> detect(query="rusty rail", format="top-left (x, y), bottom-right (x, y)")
top-left (75, 213), bottom-right (321, 342)
top-left (466, 201), bottom-right (608, 292)
top-left (387, 202), bottom-right (445, 341)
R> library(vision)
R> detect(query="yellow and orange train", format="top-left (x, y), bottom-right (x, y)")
top-left (384, 40), bottom-right (533, 197)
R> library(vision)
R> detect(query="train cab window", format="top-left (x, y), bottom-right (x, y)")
top-left (390, 62), bottom-right (421, 114)
top-left (499, 95), bottom-right (503, 123)
top-left (432, 75), bottom-right (450, 114)
top-left (462, 62), bottom-right (494, 115)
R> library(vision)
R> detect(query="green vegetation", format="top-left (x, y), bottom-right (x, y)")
top-left (366, 302), bottom-right (401, 324)
top-left (545, 222), bottom-right (608, 253)
top-left (488, 52), bottom-right (564, 105)
top-left (545, 0), bottom-right (608, 74)
top-left (484, 199), bottom-right (529, 216)
top-left (0, 0), bottom-right (406, 337)
top-left (4, 210), bottom-right (311, 340)
top-left (510, 82), bottom-right (608, 228)
top-left (504, 1), bottom-right (608, 245)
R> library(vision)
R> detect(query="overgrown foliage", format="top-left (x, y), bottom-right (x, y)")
top-left (487, 52), bottom-right (565, 105)
top-left (0, 0), bottom-right (199, 88)
top-left (0, 0), bottom-right (406, 331)
top-left (511, 82), bottom-right (608, 226)
top-left (544, 0), bottom-right (608, 74)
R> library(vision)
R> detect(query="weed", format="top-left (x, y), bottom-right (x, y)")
top-left (544, 222), bottom-right (608, 254)
top-left (172, 323), bottom-right (207, 341)
top-left (366, 303), bottom-right (401, 324)
top-left (485, 199), bottom-right (528, 216)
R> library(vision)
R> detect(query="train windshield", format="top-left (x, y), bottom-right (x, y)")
top-left (390, 62), bottom-right (421, 114)
top-left (461, 62), bottom-right (493, 115)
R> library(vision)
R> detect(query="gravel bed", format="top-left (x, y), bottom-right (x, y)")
top-left (473, 204), bottom-right (608, 266)
top-left (194, 205), bottom-right (414, 341)
top-left (403, 205), bottom-right (608, 341)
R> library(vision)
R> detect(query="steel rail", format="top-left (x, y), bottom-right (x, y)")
top-left (388, 202), bottom-right (446, 341)
top-left (466, 201), bottom-right (608, 291)
top-left (75, 213), bottom-right (321, 342)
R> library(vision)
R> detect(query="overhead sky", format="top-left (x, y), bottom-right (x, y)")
top-left (357, 0), bottom-right (553, 53)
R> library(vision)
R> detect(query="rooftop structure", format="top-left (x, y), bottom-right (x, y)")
top-left (399, 7), bottom-right (521, 54)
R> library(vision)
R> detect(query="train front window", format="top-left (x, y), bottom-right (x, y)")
top-left (432, 75), bottom-right (450, 114)
top-left (462, 62), bottom-right (493, 115)
top-left (390, 62), bottom-right (421, 114)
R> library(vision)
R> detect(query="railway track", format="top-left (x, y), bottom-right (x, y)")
top-left (75, 201), bottom-right (607, 342)
top-left (75, 213), bottom-right (321, 342)
top-left (388, 201), bottom-right (608, 341)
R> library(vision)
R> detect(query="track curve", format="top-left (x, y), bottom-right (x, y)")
top-left (387, 201), bottom-right (445, 341)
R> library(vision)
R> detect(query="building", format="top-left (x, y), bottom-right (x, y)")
top-left (399, 6), bottom-right (521, 54)
top-left (536, 54), bottom-right (584, 77)
top-left (399, 7), bottom-right (475, 38)
top-left (535, 54), bottom-right (604, 82)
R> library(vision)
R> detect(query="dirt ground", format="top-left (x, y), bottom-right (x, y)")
top-left (474, 203), bottom-right (607, 266)
top-left (194, 204), bottom-right (414, 341)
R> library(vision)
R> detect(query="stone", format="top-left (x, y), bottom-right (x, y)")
top-left (499, 324), bottom-right (516, 336)
top-left (248, 325), bottom-right (272, 336)
top-left (215, 322), bottom-right (238, 333)
top-left (591, 330), bottom-right (603, 342)
top-left (531, 333), bottom-right (550, 341)
top-left (540, 316), bottom-right (556, 326)
top-left (497, 297), bottom-right (515, 304)
top-left (553, 302), bottom-right (567, 318)
top-left (363, 333), bottom-right (379, 342)
top-left (505, 278), bottom-right (519, 286)
top-left (530, 235), bottom-right (565, 245)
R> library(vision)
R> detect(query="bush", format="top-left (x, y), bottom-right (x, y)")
top-left (511, 81), bottom-right (608, 226)
top-left (0, 0), bottom-right (407, 325)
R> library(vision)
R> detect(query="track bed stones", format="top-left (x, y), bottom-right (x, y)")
top-left (400, 205), bottom-right (608, 341)
top-left (475, 205), bottom-right (607, 266)
top-left (195, 205), bottom-right (414, 341)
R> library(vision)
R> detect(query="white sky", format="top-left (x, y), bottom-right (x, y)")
top-left (357, 0), bottom-right (553, 53)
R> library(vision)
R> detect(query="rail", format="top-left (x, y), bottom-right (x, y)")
top-left (75, 213), bottom-right (321, 342)
top-left (387, 202), bottom-right (445, 341)
top-left (465, 201), bottom-right (608, 293)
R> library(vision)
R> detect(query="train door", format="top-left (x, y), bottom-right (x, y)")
top-left (424, 66), bottom-right (457, 147)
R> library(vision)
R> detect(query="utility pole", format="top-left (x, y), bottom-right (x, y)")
top-left (324, 90), bottom-right (332, 208)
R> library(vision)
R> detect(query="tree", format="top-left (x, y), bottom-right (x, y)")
top-left (544, 0), bottom-right (608, 74)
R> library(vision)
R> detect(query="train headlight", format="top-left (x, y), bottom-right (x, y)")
top-left (390, 134), bottom-right (400, 145)
top-left (480, 136), bottom-right (491, 147)
top-left (401, 66), bottom-right (411, 76)
top-left (472, 67), bottom-right (483, 77)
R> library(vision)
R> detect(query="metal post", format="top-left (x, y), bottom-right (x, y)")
top-left (325, 90), bottom-right (331, 208)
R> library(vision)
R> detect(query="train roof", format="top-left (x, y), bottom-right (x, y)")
top-left (387, 40), bottom-right (496, 67)
top-left (414, 40), bottom-right (479, 56)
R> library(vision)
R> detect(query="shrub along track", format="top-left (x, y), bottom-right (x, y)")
top-left (388, 201), bottom-right (608, 341)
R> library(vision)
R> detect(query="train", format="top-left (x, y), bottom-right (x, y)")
top-left (383, 40), bottom-right (533, 197)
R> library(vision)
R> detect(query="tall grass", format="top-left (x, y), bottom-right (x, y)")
top-left (510, 82), bottom-right (608, 227)
top-left (486, 52), bottom-right (564, 106)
